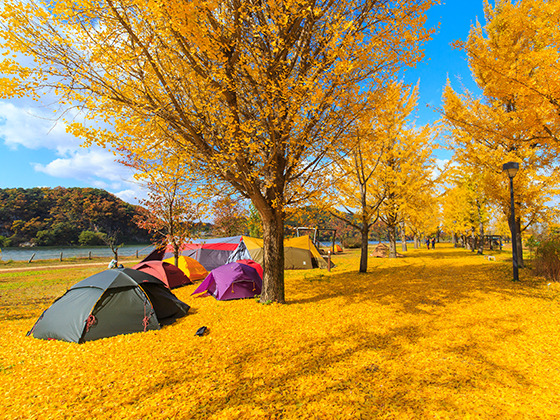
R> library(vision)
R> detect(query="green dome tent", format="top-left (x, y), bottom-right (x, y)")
top-left (28, 268), bottom-right (190, 343)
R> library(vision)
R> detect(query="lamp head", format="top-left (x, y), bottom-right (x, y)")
top-left (502, 162), bottom-right (519, 179)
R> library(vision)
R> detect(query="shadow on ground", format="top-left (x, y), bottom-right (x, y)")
top-left (289, 246), bottom-right (544, 313)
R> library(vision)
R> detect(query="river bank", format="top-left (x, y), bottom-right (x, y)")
top-left (0, 255), bottom-right (141, 275)
top-left (0, 244), bottom-right (153, 262)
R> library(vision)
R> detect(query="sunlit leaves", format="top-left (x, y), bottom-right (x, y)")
top-left (0, 0), bottom-right (437, 210)
top-left (441, 0), bottom-right (560, 257)
top-left (132, 156), bottom-right (204, 257)
top-left (455, 0), bottom-right (560, 151)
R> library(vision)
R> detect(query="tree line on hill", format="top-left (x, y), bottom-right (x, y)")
top-left (0, 185), bottom-right (373, 249)
top-left (0, 187), bottom-right (151, 247)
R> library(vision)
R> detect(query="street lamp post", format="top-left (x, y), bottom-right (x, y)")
top-left (502, 162), bottom-right (519, 282)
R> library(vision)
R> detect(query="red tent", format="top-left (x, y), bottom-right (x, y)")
top-left (132, 261), bottom-right (193, 289)
top-left (236, 259), bottom-right (263, 280)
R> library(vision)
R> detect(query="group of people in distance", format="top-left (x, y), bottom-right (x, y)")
top-left (425, 238), bottom-right (436, 249)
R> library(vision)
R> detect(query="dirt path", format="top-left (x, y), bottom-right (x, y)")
top-left (0, 260), bottom-right (142, 273)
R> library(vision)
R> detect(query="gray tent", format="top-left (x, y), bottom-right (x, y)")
top-left (28, 268), bottom-right (190, 343)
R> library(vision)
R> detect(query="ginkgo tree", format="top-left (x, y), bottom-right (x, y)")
top-left (371, 82), bottom-right (436, 258)
top-left (441, 167), bottom-right (491, 254)
top-left (402, 178), bottom-right (440, 249)
top-left (442, 0), bottom-right (560, 269)
top-left (332, 80), bottom-right (437, 269)
top-left (331, 91), bottom-right (389, 273)
top-left (332, 126), bottom-right (384, 272)
top-left (442, 98), bottom-right (560, 268)
top-left (455, 0), bottom-right (560, 151)
top-left (0, 0), bottom-right (436, 303)
top-left (441, 178), bottom-right (471, 248)
top-left (377, 126), bottom-right (436, 258)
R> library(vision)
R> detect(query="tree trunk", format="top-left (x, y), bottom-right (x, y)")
top-left (516, 217), bottom-right (524, 268)
top-left (174, 248), bottom-right (179, 267)
top-left (465, 233), bottom-right (472, 251)
top-left (452, 232), bottom-right (457, 247)
top-left (388, 225), bottom-right (397, 258)
top-left (108, 244), bottom-right (119, 264)
top-left (400, 220), bottom-right (407, 252)
top-left (359, 223), bottom-right (369, 273)
top-left (414, 234), bottom-right (419, 249)
top-left (477, 219), bottom-right (484, 255)
top-left (507, 214), bottom-right (524, 269)
top-left (260, 209), bottom-right (285, 303)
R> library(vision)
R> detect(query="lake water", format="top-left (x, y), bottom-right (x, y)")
top-left (0, 244), bottom-right (154, 262)
top-left (1, 240), bottom-right (415, 262)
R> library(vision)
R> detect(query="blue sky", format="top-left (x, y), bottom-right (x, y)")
top-left (0, 0), bottom-right (485, 204)
top-left (406, 0), bottom-right (485, 141)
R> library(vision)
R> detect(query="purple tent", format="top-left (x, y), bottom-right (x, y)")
top-left (191, 262), bottom-right (262, 301)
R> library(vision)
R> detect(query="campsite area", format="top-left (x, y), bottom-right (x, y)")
top-left (1, 244), bottom-right (559, 419)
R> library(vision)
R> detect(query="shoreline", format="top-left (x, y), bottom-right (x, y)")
top-left (0, 257), bottom-right (142, 273)
top-left (0, 244), bottom-right (153, 263)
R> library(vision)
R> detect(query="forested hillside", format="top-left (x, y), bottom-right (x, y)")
top-left (0, 187), bottom-right (150, 247)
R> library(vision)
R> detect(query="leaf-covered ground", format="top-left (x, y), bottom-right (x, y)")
top-left (1, 244), bottom-right (559, 419)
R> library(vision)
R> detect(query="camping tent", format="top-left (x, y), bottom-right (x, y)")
top-left (192, 262), bottom-right (262, 301)
top-left (370, 243), bottom-right (403, 258)
top-left (132, 260), bottom-right (193, 288)
top-left (226, 236), bottom-right (265, 265)
top-left (284, 236), bottom-right (328, 269)
top-left (236, 259), bottom-right (263, 280)
top-left (162, 255), bottom-right (208, 281)
top-left (164, 236), bottom-right (244, 271)
top-left (229, 236), bottom-right (328, 269)
top-left (140, 246), bottom-right (166, 263)
top-left (28, 268), bottom-right (190, 343)
top-left (122, 268), bottom-right (191, 325)
top-left (164, 235), bottom-right (327, 271)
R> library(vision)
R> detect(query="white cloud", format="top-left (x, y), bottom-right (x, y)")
top-left (35, 148), bottom-right (121, 178)
top-left (33, 148), bottom-right (130, 182)
top-left (32, 148), bottom-right (145, 204)
top-left (0, 101), bottom-right (81, 154)
top-left (0, 98), bottom-right (148, 204)
top-left (115, 189), bottom-right (142, 204)
top-left (435, 158), bottom-right (451, 172)
top-left (429, 158), bottom-right (449, 181)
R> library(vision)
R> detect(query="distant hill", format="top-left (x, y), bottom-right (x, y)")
top-left (0, 187), bottom-right (150, 247)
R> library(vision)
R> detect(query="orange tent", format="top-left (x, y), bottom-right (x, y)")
top-left (163, 255), bottom-right (208, 281)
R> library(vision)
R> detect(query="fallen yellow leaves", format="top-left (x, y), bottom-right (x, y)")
top-left (0, 244), bottom-right (559, 418)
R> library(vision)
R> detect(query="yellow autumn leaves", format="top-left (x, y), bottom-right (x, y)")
top-left (442, 0), bottom-right (560, 240)
top-left (1, 244), bottom-right (559, 419)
